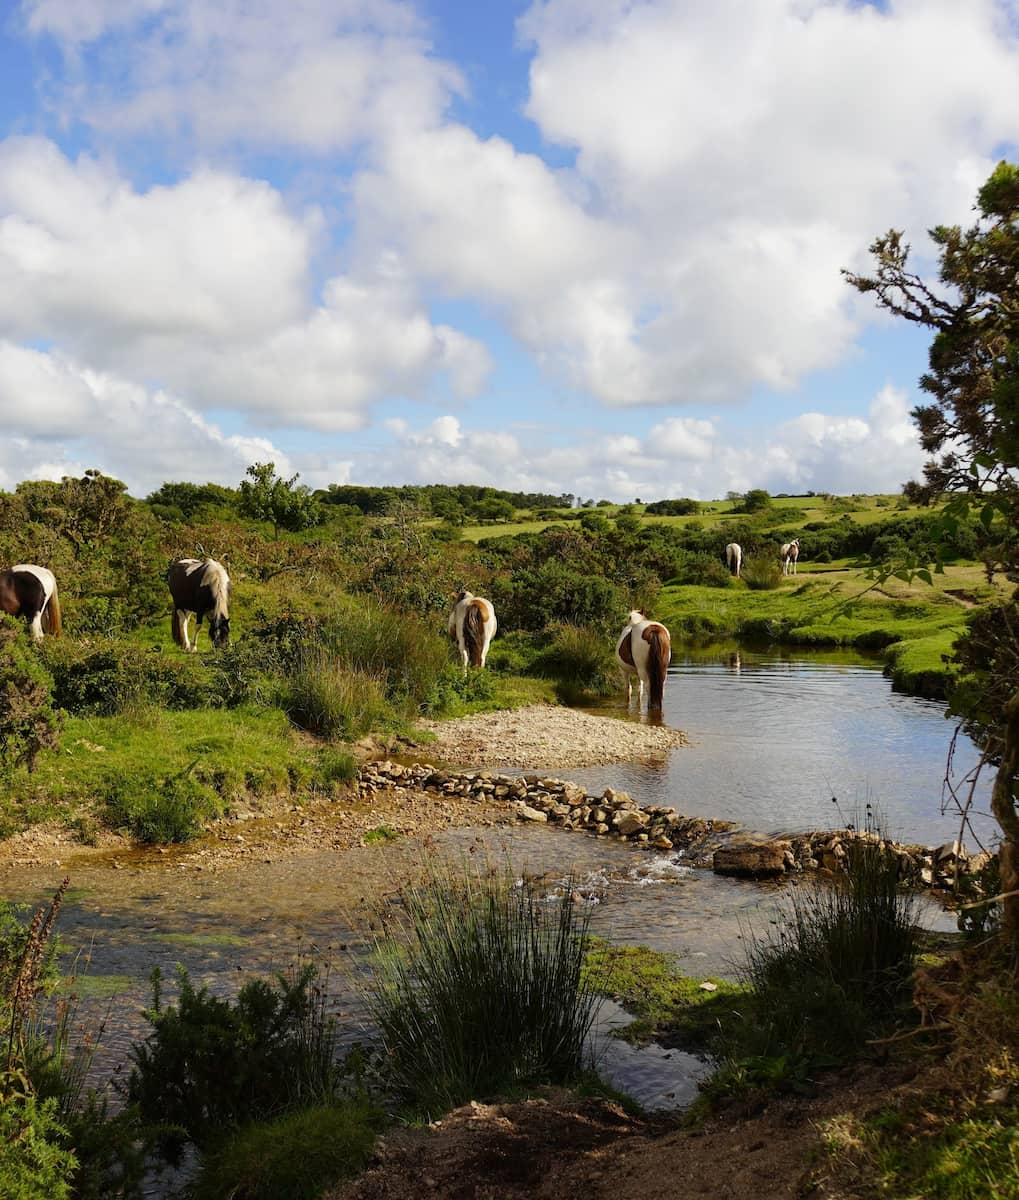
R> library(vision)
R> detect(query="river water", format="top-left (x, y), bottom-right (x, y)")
top-left (2, 643), bottom-right (989, 1117)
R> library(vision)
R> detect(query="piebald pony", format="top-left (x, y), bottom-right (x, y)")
top-left (616, 610), bottom-right (671, 712)
top-left (0, 565), bottom-right (61, 640)
top-left (448, 590), bottom-right (497, 668)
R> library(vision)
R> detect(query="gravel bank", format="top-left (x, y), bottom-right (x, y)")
top-left (414, 704), bottom-right (687, 770)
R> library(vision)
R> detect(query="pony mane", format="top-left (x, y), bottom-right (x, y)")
top-left (204, 559), bottom-right (230, 618)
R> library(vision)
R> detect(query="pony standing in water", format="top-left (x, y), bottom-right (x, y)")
top-left (616, 610), bottom-right (671, 712)
top-left (724, 542), bottom-right (742, 578)
top-left (448, 590), bottom-right (497, 668)
top-left (167, 558), bottom-right (231, 652)
top-left (0, 565), bottom-right (61, 640)
top-left (781, 539), bottom-right (800, 576)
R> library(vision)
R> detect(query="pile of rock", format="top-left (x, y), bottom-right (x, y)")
top-left (356, 760), bottom-right (990, 892)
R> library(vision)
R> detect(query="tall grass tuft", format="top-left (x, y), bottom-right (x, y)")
top-left (367, 864), bottom-right (601, 1117)
top-left (728, 839), bottom-right (923, 1069)
top-left (741, 557), bottom-right (785, 590)
top-left (282, 647), bottom-right (391, 740)
top-left (529, 623), bottom-right (619, 701)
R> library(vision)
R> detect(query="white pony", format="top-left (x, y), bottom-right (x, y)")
top-left (615, 610), bottom-right (672, 712)
top-left (724, 542), bottom-right (742, 578)
top-left (448, 590), bottom-right (497, 668)
top-left (780, 539), bottom-right (800, 576)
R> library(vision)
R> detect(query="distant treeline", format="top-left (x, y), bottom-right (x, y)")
top-left (316, 484), bottom-right (575, 519)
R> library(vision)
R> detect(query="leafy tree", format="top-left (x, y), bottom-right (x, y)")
top-left (238, 463), bottom-right (321, 540)
top-left (846, 161), bottom-right (1019, 950)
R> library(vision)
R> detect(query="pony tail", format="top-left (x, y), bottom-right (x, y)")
top-left (464, 603), bottom-right (484, 667)
top-left (171, 609), bottom-right (186, 649)
top-left (646, 628), bottom-right (668, 711)
top-left (43, 584), bottom-right (61, 636)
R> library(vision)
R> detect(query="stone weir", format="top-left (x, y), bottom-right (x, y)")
top-left (357, 760), bottom-right (990, 893)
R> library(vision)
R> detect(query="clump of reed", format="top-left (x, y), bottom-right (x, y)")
top-left (529, 623), bottom-right (619, 701)
top-left (740, 557), bottom-right (785, 590)
top-left (281, 647), bottom-right (391, 740)
top-left (722, 839), bottom-right (923, 1073)
top-left (367, 863), bottom-right (601, 1117)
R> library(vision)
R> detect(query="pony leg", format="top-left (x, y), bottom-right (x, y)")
top-left (28, 612), bottom-right (44, 641)
top-left (179, 611), bottom-right (196, 652)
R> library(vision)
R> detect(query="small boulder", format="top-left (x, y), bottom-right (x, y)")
top-left (713, 840), bottom-right (790, 878)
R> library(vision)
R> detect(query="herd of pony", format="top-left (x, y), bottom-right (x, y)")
top-left (1, 535), bottom-right (806, 717)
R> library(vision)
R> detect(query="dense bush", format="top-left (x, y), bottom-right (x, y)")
top-left (0, 617), bottom-right (60, 774)
top-left (0, 1086), bottom-right (76, 1200)
top-left (368, 865), bottom-right (600, 1117)
top-left (42, 639), bottom-right (220, 715)
top-left (129, 963), bottom-right (343, 1159)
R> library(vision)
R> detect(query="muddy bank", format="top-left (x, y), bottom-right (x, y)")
top-left (414, 704), bottom-right (687, 769)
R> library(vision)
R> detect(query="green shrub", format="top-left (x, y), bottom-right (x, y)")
top-left (190, 1103), bottom-right (379, 1200)
top-left (42, 639), bottom-right (219, 715)
top-left (0, 617), bottom-right (60, 775)
top-left (103, 771), bottom-right (221, 843)
top-left (128, 963), bottom-right (342, 1160)
top-left (316, 748), bottom-right (359, 787)
top-left (741, 557), bottom-right (784, 590)
top-left (0, 1084), bottom-right (76, 1200)
top-left (368, 864), bottom-right (600, 1117)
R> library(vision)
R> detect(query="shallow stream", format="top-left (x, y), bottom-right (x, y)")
top-left (1, 642), bottom-right (985, 1119)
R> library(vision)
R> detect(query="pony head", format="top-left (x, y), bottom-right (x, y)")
top-left (628, 609), bottom-right (645, 624)
top-left (208, 613), bottom-right (230, 648)
top-left (455, 588), bottom-right (473, 603)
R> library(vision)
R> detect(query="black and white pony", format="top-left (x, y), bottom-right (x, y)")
top-left (724, 542), bottom-right (742, 578)
top-left (781, 539), bottom-right (800, 576)
top-left (615, 609), bottom-right (671, 712)
top-left (0, 565), bottom-right (61, 640)
top-left (167, 558), bottom-right (231, 651)
top-left (448, 590), bottom-right (497, 668)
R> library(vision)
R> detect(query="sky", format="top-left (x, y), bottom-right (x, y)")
top-left (0, 0), bottom-right (1018, 503)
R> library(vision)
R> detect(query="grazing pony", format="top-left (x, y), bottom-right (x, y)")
top-left (0, 565), bottom-right (61, 640)
top-left (167, 558), bottom-right (231, 652)
top-left (448, 590), bottom-right (497, 668)
top-left (724, 542), bottom-right (743, 578)
top-left (616, 610), bottom-right (671, 712)
top-left (780, 539), bottom-right (800, 576)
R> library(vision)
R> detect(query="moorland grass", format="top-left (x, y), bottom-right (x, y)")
top-left (367, 864), bottom-right (601, 1117)
top-left (529, 623), bottom-right (619, 702)
top-left (190, 1102), bottom-right (379, 1200)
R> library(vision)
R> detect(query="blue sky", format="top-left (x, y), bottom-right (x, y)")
top-left (1, 0), bottom-right (1017, 501)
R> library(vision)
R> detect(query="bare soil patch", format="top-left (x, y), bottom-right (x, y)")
top-left (326, 1060), bottom-right (926, 1200)
top-left (414, 704), bottom-right (687, 769)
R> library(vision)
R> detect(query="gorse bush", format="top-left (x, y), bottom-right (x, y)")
top-left (129, 962), bottom-right (343, 1160)
top-left (368, 864), bottom-right (600, 1116)
top-left (41, 638), bottom-right (219, 715)
top-left (0, 617), bottom-right (60, 776)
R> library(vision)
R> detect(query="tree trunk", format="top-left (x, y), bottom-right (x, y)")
top-left (991, 689), bottom-right (1019, 958)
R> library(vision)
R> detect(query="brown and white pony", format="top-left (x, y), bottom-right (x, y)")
top-left (616, 609), bottom-right (671, 712)
top-left (167, 558), bottom-right (231, 652)
top-left (781, 539), bottom-right (800, 576)
top-left (724, 542), bottom-right (742, 578)
top-left (448, 590), bottom-right (497, 668)
top-left (0, 565), bottom-right (61, 640)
